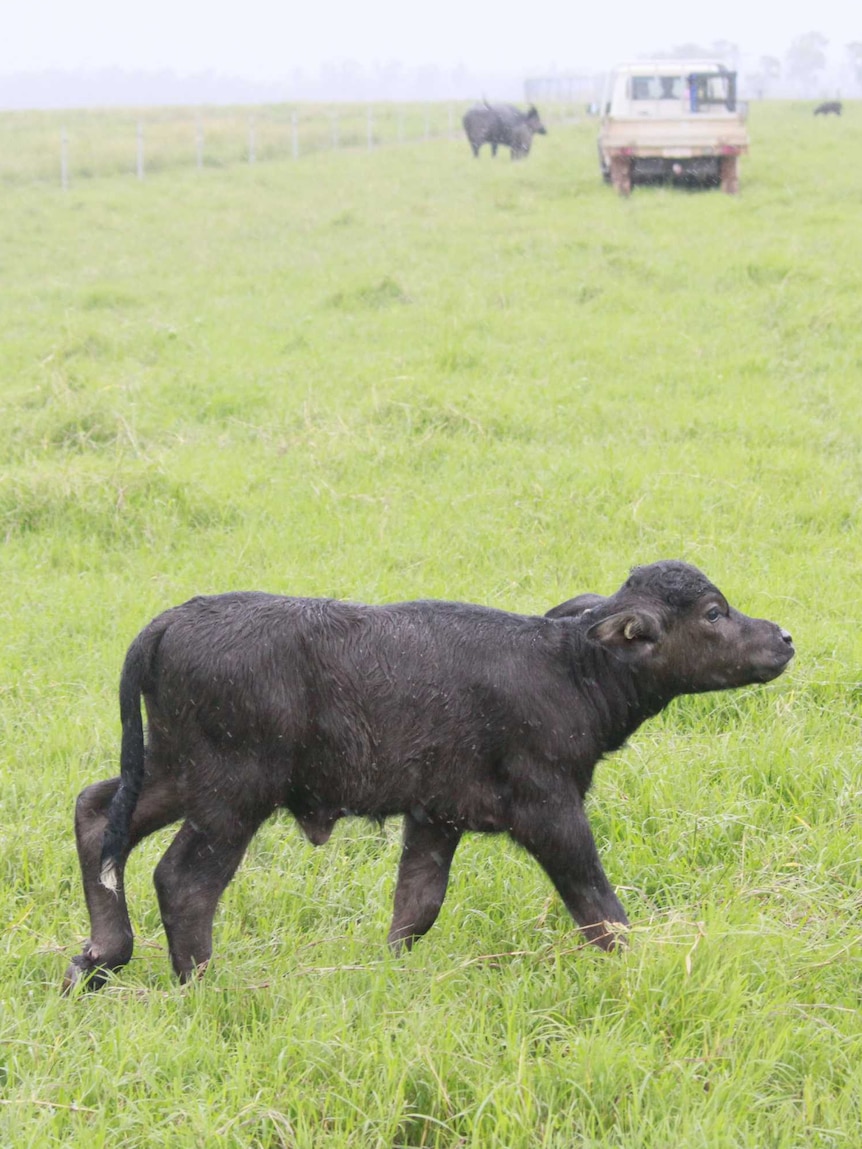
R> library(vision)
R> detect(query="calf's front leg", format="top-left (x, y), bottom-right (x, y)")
top-left (509, 794), bottom-right (629, 951)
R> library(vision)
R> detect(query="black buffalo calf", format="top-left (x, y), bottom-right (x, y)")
top-left (64, 561), bottom-right (794, 990)
top-left (462, 102), bottom-right (547, 159)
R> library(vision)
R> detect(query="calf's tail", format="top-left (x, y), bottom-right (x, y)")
top-left (99, 624), bottom-right (164, 891)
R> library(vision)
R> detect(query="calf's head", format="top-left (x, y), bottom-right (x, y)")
top-left (526, 105), bottom-right (547, 135)
top-left (549, 560), bottom-right (794, 700)
top-left (510, 123), bottom-right (535, 157)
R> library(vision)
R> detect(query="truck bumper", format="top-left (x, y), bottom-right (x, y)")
top-left (601, 145), bottom-right (746, 187)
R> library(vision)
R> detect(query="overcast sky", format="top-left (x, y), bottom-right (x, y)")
top-left (4, 1), bottom-right (858, 78)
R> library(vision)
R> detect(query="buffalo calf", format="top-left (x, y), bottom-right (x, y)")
top-left (463, 102), bottom-right (547, 160)
top-left (64, 561), bottom-right (793, 990)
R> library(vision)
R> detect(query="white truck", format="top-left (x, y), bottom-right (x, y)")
top-left (598, 61), bottom-right (749, 195)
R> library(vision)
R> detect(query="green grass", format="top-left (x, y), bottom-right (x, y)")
top-left (1, 100), bottom-right (860, 1147)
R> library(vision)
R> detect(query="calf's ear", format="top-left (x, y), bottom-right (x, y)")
top-left (587, 610), bottom-right (660, 647)
top-left (545, 593), bottom-right (606, 620)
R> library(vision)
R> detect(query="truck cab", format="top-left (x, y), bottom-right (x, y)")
top-left (598, 61), bottom-right (749, 195)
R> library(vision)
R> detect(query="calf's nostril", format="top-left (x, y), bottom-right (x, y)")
top-left (780, 628), bottom-right (793, 645)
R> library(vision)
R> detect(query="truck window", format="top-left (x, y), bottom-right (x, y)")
top-left (631, 76), bottom-right (653, 100)
top-left (630, 75), bottom-right (683, 100)
top-left (688, 72), bottom-right (737, 112)
top-left (630, 76), bottom-right (679, 100)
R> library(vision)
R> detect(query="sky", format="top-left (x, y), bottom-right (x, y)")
top-left (3, 0), bottom-right (859, 81)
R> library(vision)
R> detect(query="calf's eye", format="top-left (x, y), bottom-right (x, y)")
top-left (705, 606), bottom-right (722, 623)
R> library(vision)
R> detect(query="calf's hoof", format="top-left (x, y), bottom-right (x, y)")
top-left (61, 940), bottom-right (121, 994)
top-left (62, 954), bottom-right (109, 994)
top-left (174, 957), bottom-right (211, 985)
top-left (582, 919), bottom-right (630, 952)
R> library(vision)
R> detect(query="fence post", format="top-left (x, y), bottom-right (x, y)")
top-left (397, 107), bottom-right (404, 144)
top-left (248, 115), bottom-right (256, 164)
top-left (136, 120), bottom-right (144, 180)
top-left (424, 108), bottom-right (430, 141)
top-left (60, 127), bottom-right (68, 190)
top-left (367, 105), bottom-right (374, 150)
top-left (448, 105), bottom-right (454, 139)
top-left (331, 111), bottom-right (339, 149)
top-left (291, 110), bottom-right (299, 159)
top-left (196, 116), bottom-right (204, 169)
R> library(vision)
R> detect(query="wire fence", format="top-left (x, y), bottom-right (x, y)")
top-left (0, 103), bottom-right (513, 188)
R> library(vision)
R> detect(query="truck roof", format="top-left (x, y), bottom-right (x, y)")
top-left (610, 60), bottom-right (731, 76)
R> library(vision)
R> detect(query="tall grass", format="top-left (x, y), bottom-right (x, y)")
top-left (0, 100), bottom-right (859, 1146)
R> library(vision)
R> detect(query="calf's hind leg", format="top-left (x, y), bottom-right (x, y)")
top-left (64, 776), bottom-right (182, 992)
top-left (154, 817), bottom-right (262, 982)
top-left (387, 815), bottom-right (462, 951)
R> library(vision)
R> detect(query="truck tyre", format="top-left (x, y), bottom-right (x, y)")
top-left (720, 155), bottom-right (739, 195)
top-left (598, 144), bottom-right (611, 183)
top-left (610, 156), bottom-right (632, 197)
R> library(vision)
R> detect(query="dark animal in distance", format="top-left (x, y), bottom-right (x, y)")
top-left (462, 102), bottom-right (547, 160)
top-left (814, 101), bottom-right (842, 115)
top-left (64, 561), bottom-right (794, 991)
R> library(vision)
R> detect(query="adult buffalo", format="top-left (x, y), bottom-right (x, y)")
top-left (814, 101), bottom-right (842, 115)
top-left (64, 561), bottom-right (793, 990)
top-left (463, 102), bottom-right (547, 159)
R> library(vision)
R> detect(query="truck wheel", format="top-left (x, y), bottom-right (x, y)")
top-left (720, 155), bottom-right (739, 195)
top-left (610, 156), bottom-right (632, 197)
top-left (598, 144), bottom-right (611, 184)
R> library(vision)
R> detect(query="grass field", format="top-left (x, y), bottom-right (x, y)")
top-left (0, 100), bottom-right (860, 1147)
